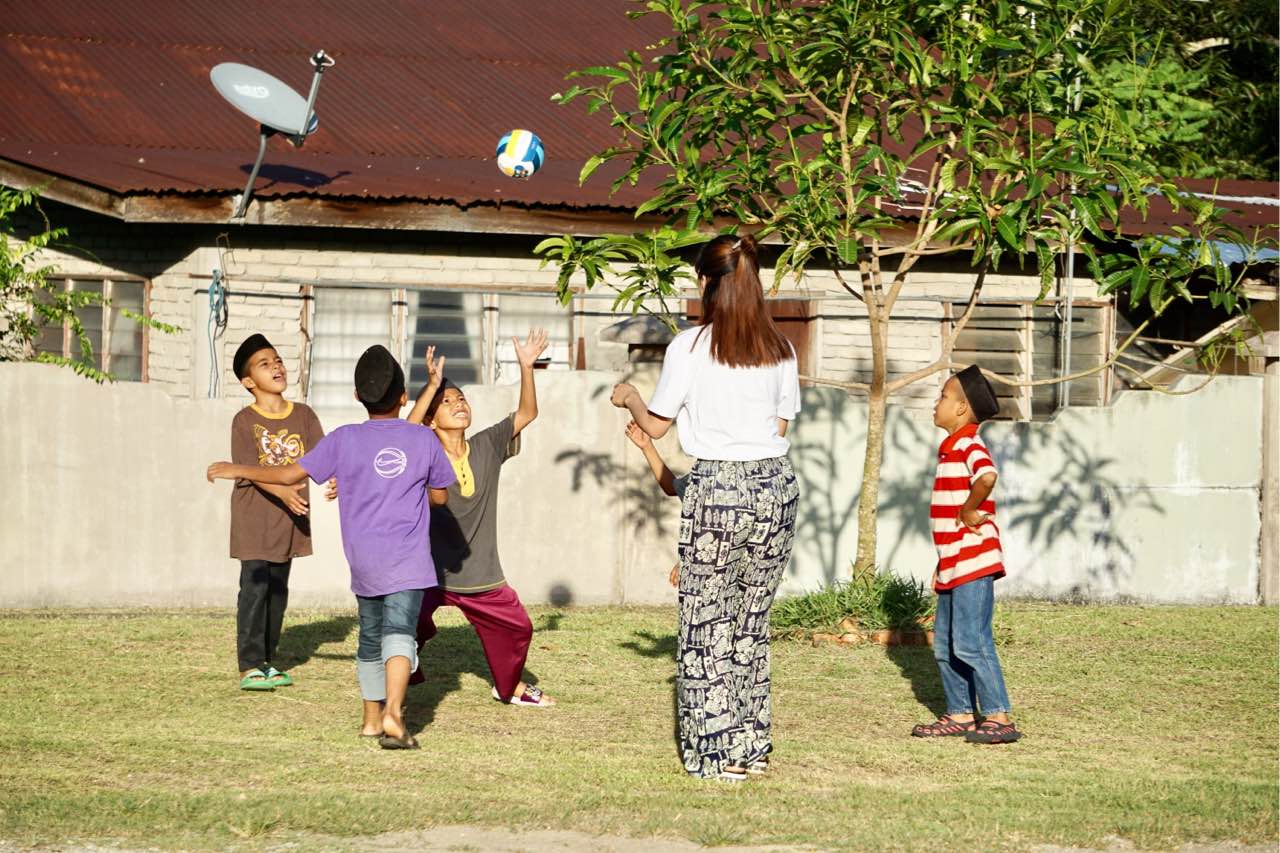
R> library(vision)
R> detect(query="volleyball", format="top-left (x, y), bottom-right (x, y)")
top-left (495, 129), bottom-right (544, 179)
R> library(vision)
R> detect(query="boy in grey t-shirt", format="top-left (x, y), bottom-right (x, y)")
top-left (402, 331), bottom-right (556, 708)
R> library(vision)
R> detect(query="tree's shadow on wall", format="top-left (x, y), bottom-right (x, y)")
top-left (792, 387), bottom-right (1165, 594)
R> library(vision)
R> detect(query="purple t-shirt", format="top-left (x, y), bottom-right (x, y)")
top-left (299, 419), bottom-right (456, 597)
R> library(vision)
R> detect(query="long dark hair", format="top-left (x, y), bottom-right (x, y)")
top-left (693, 233), bottom-right (792, 367)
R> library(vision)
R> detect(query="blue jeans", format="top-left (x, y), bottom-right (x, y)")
top-left (933, 576), bottom-right (1011, 715)
top-left (354, 588), bottom-right (424, 701)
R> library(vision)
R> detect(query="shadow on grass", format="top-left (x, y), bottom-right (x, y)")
top-left (405, 625), bottom-right (544, 736)
top-left (883, 644), bottom-right (947, 719)
top-left (275, 615), bottom-right (358, 670)
top-left (619, 629), bottom-right (680, 751)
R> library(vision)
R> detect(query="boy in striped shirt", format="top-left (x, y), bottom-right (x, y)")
top-left (911, 365), bottom-right (1021, 744)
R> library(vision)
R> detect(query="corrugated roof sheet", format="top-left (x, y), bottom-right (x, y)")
top-left (0, 0), bottom-right (665, 208)
top-left (0, 1), bottom-right (1275, 236)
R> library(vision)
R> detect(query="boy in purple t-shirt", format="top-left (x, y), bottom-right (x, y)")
top-left (208, 345), bottom-right (455, 749)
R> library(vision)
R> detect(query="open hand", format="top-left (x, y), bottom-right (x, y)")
top-left (424, 345), bottom-right (446, 389)
top-left (959, 507), bottom-right (991, 534)
top-left (207, 461), bottom-right (233, 483)
top-left (324, 478), bottom-right (338, 502)
top-left (513, 328), bottom-right (550, 369)
top-left (610, 382), bottom-right (638, 409)
top-left (281, 482), bottom-right (309, 516)
top-left (624, 420), bottom-right (651, 449)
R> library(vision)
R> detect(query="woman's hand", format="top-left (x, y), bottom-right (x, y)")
top-left (625, 420), bottom-right (651, 449)
top-left (324, 478), bottom-right (338, 502)
top-left (610, 382), bottom-right (638, 409)
top-left (668, 561), bottom-right (679, 588)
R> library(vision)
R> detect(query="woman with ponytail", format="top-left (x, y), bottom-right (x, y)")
top-left (610, 233), bottom-right (801, 781)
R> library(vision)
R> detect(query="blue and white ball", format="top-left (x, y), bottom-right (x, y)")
top-left (496, 129), bottom-right (544, 179)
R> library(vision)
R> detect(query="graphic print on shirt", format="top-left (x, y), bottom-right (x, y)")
top-left (374, 447), bottom-right (408, 479)
top-left (253, 424), bottom-right (305, 467)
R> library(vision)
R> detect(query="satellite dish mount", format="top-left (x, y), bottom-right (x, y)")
top-left (211, 51), bottom-right (335, 222)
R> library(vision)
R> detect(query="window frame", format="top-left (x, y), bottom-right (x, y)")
top-left (37, 277), bottom-right (152, 382)
top-left (942, 297), bottom-right (1115, 422)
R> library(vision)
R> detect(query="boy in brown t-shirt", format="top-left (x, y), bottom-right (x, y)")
top-left (229, 334), bottom-right (325, 692)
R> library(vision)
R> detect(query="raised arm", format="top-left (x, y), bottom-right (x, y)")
top-left (611, 383), bottom-right (673, 439)
top-left (625, 420), bottom-right (678, 497)
top-left (406, 345), bottom-right (446, 426)
top-left (208, 461), bottom-right (310, 486)
top-left (512, 328), bottom-right (549, 436)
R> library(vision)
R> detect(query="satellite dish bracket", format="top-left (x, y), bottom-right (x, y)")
top-left (216, 51), bottom-right (335, 223)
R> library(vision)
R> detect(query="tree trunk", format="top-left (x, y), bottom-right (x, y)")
top-left (853, 310), bottom-right (889, 578)
top-left (853, 388), bottom-right (887, 577)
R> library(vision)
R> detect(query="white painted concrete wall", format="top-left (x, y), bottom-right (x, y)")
top-left (0, 364), bottom-right (1263, 608)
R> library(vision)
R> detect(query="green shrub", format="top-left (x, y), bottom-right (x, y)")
top-left (772, 570), bottom-right (935, 634)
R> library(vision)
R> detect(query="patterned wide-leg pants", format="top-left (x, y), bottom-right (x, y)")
top-left (676, 456), bottom-right (799, 778)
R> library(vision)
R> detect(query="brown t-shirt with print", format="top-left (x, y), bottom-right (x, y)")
top-left (229, 401), bottom-right (325, 562)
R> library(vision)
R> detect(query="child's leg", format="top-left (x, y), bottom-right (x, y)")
top-left (379, 589), bottom-right (425, 741)
top-left (355, 594), bottom-right (387, 735)
top-left (948, 577), bottom-right (1012, 721)
top-left (450, 586), bottom-right (536, 702)
top-left (408, 587), bottom-right (446, 686)
top-left (236, 560), bottom-right (271, 675)
top-left (932, 590), bottom-right (979, 720)
top-left (263, 559), bottom-right (292, 668)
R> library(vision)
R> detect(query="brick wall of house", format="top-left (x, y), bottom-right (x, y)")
top-left (21, 200), bottom-right (1098, 413)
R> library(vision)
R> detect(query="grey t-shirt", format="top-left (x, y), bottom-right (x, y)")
top-left (429, 414), bottom-right (516, 593)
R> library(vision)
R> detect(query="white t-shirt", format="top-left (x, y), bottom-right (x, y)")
top-left (648, 325), bottom-right (800, 461)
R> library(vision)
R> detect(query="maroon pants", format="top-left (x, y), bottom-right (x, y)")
top-left (409, 584), bottom-right (533, 701)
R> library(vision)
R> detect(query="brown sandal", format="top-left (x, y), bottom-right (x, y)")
top-left (911, 714), bottom-right (977, 737)
top-left (965, 719), bottom-right (1021, 744)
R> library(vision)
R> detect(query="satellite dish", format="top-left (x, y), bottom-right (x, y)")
top-left (211, 64), bottom-right (321, 137)
top-left (210, 51), bottom-right (335, 221)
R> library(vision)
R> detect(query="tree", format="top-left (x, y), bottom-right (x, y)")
top-left (0, 187), bottom-right (177, 382)
top-left (536, 0), bottom-right (1273, 575)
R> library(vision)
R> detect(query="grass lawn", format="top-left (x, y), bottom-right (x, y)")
top-left (0, 604), bottom-right (1275, 851)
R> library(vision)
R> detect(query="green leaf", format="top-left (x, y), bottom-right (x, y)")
top-left (995, 216), bottom-right (1022, 252)
top-left (1071, 196), bottom-right (1106, 241)
top-left (850, 116), bottom-right (875, 149)
top-left (578, 155), bottom-right (606, 187)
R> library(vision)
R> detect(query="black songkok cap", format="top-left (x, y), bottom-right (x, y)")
top-left (424, 378), bottom-right (461, 420)
top-left (354, 345), bottom-right (405, 411)
top-left (233, 333), bottom-right (273, 379)
top-left (957, 364), bottom-right (999, 423)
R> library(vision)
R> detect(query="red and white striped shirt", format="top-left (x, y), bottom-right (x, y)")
top-left (932, 423), bottom-right (1005, 591)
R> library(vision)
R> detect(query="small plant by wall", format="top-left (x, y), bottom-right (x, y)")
top-left (772, 569), bottom-right (935, 646)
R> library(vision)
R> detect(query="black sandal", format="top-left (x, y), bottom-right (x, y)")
top-left (965, 719), bottom-right (1021, 744)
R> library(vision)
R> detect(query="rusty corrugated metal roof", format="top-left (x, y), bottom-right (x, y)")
top-left (0, 1), bottom-right (1275, 237)
top-left (0, 0), bottom-right (664, 208)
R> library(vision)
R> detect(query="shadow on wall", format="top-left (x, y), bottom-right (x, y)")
top-left (790, 387), bottom-right (1165, 592)
top-left (553, 378), bottom-right (683, 544)
top-left (992, 423), bottom-right (1164, 594)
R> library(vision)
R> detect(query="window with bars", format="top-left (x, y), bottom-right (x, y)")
top-left (492, 294), bottom-right (573, 385)
top-left (945, 300), bottom-right (1113, 421)
top-left (307, 287), bottom-right (570, 417)
top-left (35, 278), bottom-right (149, 381)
